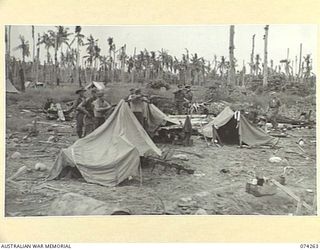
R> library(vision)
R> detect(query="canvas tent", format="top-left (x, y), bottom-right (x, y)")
top-left (48, 100), bottom-right (162, 187)
top-left (200, 106), bottom-right (276, 146)
top-left (6, 79), bottom-right (19, 93)
top-left (144, 103), bottom-right (179, 136)
top-left (85, 81), bottom-right (105, 90)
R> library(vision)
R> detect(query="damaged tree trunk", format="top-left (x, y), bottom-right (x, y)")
top-left (298, 43), bottom-right (302, 78)
top-left (263, 25), bottom-right (269, 87)
top-left (250, 34), bottom-right (255, 76)
top-left (227, 25), bottom-right (236, 87)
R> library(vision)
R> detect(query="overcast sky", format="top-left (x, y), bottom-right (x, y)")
top-left (8, 25), bottom-right (317, 72)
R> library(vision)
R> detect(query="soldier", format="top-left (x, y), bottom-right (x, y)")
top-left (128, 88), bottom-right (149, 126)
top-left (267, 92), bottom-right (281, 129)
top-left (77, 88), bottom-right (97, 136)
top-left (173, 84), bottom-right (185, 115)
top-left (184, 85), bottom-right (193, 103)
top-left (92, 91), bottom-right (111, 129)
top-left (67, 88), bottom-right (87, 138)
top-left (125, 88), bottom-right (136, 108)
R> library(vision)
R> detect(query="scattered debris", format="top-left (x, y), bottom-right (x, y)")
top-left (7, 165), bottom-right (28, 182)
top-left (20, 154), bottom-right (52, 159)
top-left (245, 180), bottom-right (277, 197)
top-left (194, 208), bottom-right (208, 215)
top-left (174, 149), bottom-right (205, 158)
top-left (11, 151), bottom-right (22, 159)
top-left (171, 154), bottom-right (189, 161)
top-left (143, 156), bottom-right (195, 174)
top-left (220, 169), bottom-right (230, 174)
top-left (298, 138), bottom-right (305, 147)
top-left (270, 179), bottom-right (313, 211)
top-left (193, 172), bottom-right (206, 177)
top-left (38, 141), bottom-right (69, 146)
top-left (111, 208), bottom-right (132, 215)
top-left (195, 191), bottom-right (210, 197)
top-left (268, 156), bottom-right (282, 163)
top-left (49, 193), bottom-right (116, 216)
top-left (34, 162), bottom-right (48, 171)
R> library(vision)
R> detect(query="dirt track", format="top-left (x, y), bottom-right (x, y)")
top-left (5, 106), bottom-right (317, 216)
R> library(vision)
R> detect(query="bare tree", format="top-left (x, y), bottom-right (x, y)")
top-left (250, 34), bottom-right (255, 76)
top-left (263, 25), bottom-right (269, 87)
top-left (227, 25), bottom-right (236, 86)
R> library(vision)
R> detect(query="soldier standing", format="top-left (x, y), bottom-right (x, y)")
top-left (128, 88), bottom-right (149, 126)
top-left (68, 88), bottom-right (87, 138)
top-left (173, 84), bottom-right (185, 115)
top-left (267, 92), bottom-right (281, 129)
top-left (77, 88), bottom-right (97, 136)
top-left (92, 91), bottom-right (111, 129)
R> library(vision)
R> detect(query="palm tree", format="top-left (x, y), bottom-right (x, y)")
top-left (38, 32), bottom-right (54, 63)
top-left (93, 44), bottom-right (101, 69)
top-left (14, 35), bottom-right (30, 63)
top-left (100, 55), bottom-right (111, 83)
top-left (83, 35), bottom-right (97, 67)
top-left (191, 53), bottom-right (202, 85)
top-left (303, 54), bottom-right (312, 79)
top-left (48, 26), bottom-right (72, 85)
top-left (119, 45), bottom-right (127, 82)
top-left (107, 37), bottom-right (116, 81)
top-left (217, 56), bottom-right (228, 79)
top-left (83, 35), bottom-right (100, 81)
top-left (14, 35), bottom-right (30, 92)
top-left (69, 26), bottom-right (85, 86)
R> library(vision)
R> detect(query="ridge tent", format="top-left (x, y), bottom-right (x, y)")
top-left (6, 79), bottom-right (19, 93)
top-left (144, 102), bottom-right (179, 136)
top-left (200, 106), bottom-right (276, 146)
top-left (48, 100), bottom-right (161, 187)
top-left (85, 81), bottom-right (105, 90)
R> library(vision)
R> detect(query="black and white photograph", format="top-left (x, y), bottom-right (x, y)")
top-left (5, 24), bottom-right (317, 217)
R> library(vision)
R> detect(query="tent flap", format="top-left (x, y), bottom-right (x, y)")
top-left (239, 114), bottom-right (275, 146)
top-left (6, 79), bottom-right (19, 93)
top-left (144, 103), bottom-right (179, 135)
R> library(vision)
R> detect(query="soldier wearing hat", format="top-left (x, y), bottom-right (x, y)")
top-left (125, 88), bottom-right (136, 108)
top-left (92, 91), bottom-right (111, 129)
top-left (77, 88), bottom-right (98, 136)
top-left (66, 88), bottom-right (87, 138)
top-left (125, 88), bottom-right (136, 101)
top-left (128, 88), bottom-right (149, 126)
top-left (184, 85), bottom-right (193, 109)
top-left (173, 84), bottom-right (185, 115)
top-left (267, 91), bottom-right (281, 129)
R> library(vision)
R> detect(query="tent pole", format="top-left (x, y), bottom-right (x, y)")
top-left (139, 162), bottom-right (143, 187)
top-left (239, 114), bottom-right (242, 148)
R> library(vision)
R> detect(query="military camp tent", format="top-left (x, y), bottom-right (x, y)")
top-left (200, 106), bottom-right (276, 146)
top-left (48, 100), bottom-right (162, 187)
top-left (144, 103), bottom-right (179, 136)
top-left (85, 81), bottom-right (105, 90)
top-left (6, 79), bottom-right (19, 93)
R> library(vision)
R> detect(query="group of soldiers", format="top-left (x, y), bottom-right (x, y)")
top-left (69, 87), bottom-right (151, 138)
top-left (68, 88), bottom-right (112, 138)
top-left (173, 84), bottom-right (193, 115)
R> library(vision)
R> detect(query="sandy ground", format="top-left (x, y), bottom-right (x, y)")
top-left (5, 105), bottom-right (317, 216)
